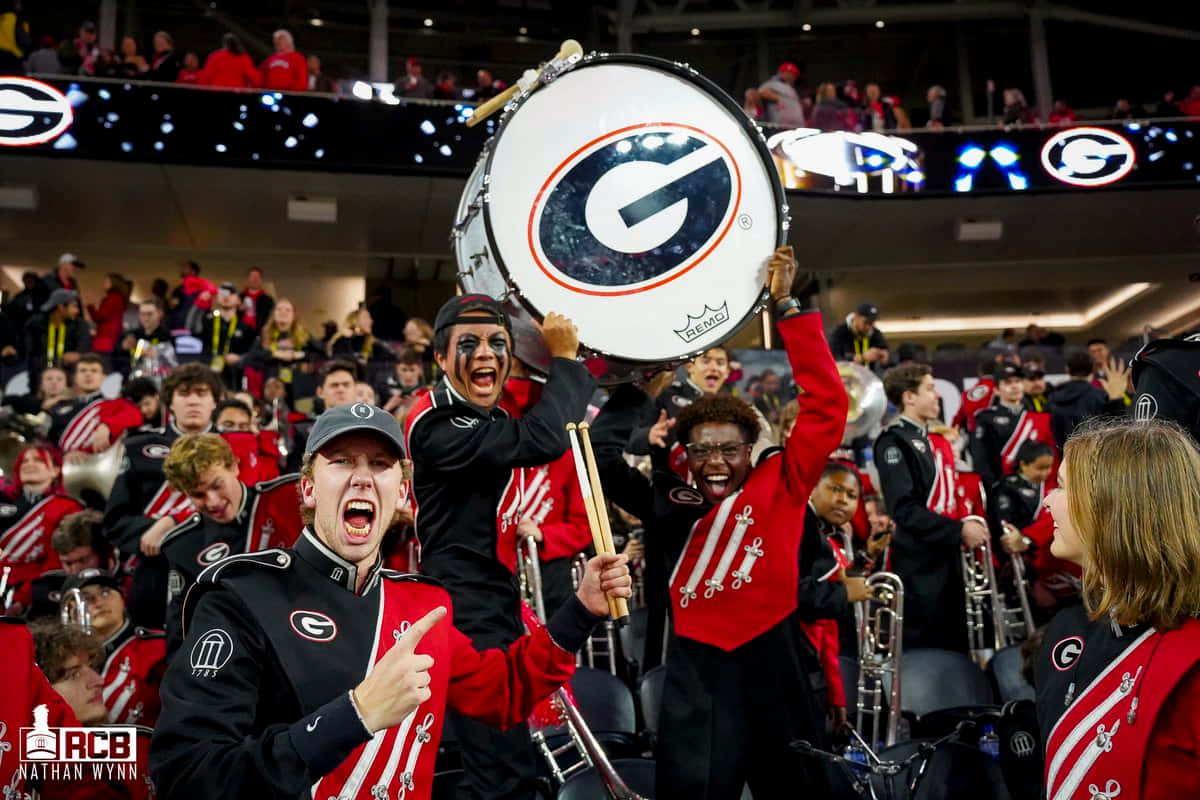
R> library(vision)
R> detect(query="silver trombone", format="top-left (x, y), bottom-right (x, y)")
top-left (856, 572), bottom-right (904, 749)
top-left (961, 540), bottom-right (1007, 667)
top-left (1001, 523), bottom-right (1037, 639)
top-left (572, 553), bottom-right (618, 675)
top-left (518, 536), bottom-right (641, 799)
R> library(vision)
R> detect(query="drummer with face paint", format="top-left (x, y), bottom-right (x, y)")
top-left (403, 294), bottom-right (596, 800)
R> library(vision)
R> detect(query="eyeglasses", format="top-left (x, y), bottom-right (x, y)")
top-left (684, 442), bottom-right (749, 461)
top-left (80, 587), bottom-right (115, 605)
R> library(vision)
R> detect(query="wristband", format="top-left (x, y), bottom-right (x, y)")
top-left (773, 296), bottom-right (802, 315)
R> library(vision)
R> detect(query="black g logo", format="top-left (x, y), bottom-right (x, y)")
top-left (529, 124), bottom-right (738, 296)
top-left (1051, 636), bottom-right (1084, 671)
top-left (290, 610), bottom-right (339, 642)
top-left (0, 77), bottom-right (73, 146)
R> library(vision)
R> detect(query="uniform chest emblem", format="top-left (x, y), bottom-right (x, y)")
top-left (668, 487), bottom-right (704, 505)
top-left (672, 395), bottom-right (692, 408)
top-left (143, 444), bottom-right (170, 459)
top-left (289, 610), bottom-right (338, 643)
top-left (912, 439), bottom-right (927, 453)
top-left (968, 385), bottom-right (989, 402)
top-left (995, 415), bottom-right (1010, 425)
top-left (451, 415), bottom-right (480, 429)
top-left (1020, 487), bottom-right (1037, 498)
top-left (1051, 635), bottom-right (1085, 671)
top-left (197, 541), bottom-right (230, 566)
top-left (0, 504), bottom-right (17, 517)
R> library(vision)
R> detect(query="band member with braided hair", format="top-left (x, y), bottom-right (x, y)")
top-left (403, 295), bottom-right (595, 800)
top-left (591, 246), bottom-right (849, 798)
top-left (149, 402), bottom-right (630, 800)
top-left (874, 364), bottom-right (989, 652)
top-left (1037, 419), bottom-right (1200, 800)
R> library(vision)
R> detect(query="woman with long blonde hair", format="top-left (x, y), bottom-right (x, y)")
top-left (1036, 418), bottom-right (1200, 799)
top-left (246, 298), bottom-right (319, 400)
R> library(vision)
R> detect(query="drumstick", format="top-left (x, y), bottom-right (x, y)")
top-left (566, 423), bottom-right (622, 621)
top-left (466, 39), bottom-right (583, 128)
top-left (577, 422), bottom-right (630, 623)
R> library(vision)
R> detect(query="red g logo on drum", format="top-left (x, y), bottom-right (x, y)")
top-left (527, 123), bottom-right (741, 297)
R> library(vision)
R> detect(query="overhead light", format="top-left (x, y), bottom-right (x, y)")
top-left (802, 23), bottom-right (812, 31)
top-left (309, 17), bottom-right (324, 27)
top-left (423, 17), bottom-right (433, 27)
top-left (955, 218), bottom-right (1003, 242)
top-left (0, 186), bottom-right (37, 210)
top-left (519, 26), bottom-right (528, 35)
top-left (287, 195), bottom-right (338, 224)
top-left (876, 282), bottom-right (1155, 335)
top-left (875, 19), bottom-right (885, 28)
top-left (350, 80), bottom-right (372, 100)
top-left (690, 27), bottom-right (700, 36)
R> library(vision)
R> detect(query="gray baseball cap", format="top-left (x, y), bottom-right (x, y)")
top-left (304, 402), bottom-right (406, 458)
top-left (41, 288), bottom-right (79, 312)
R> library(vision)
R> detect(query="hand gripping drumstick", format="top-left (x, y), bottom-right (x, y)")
top-left (566, 423), bottom-right (630, 625)
top-left (466, 39), bottom-right (583, 128)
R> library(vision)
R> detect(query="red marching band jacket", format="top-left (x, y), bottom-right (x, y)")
top-left (99, 622), bottom-right (167, 728)
top-left (495, 378), bottom-right (592, 573)
top-left (0, 619), bottom-right (125, 800)
top-left (58, 397), bottom-right (144, 454)
top-left (1045, 620), bottom-right (1200, 800)
top-left (0, 491), bottom-right (84, 592)
top-left (302, 578), bottom-right (577, 800)
top-left (667, 313), bottom-right (848, 652)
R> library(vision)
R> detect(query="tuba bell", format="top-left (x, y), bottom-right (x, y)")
top-left (62, 443), bottom-right (126, 502)
top-left (837, 362), bottom-right (887, 444)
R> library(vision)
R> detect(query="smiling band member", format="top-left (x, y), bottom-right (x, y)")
top-left (403, 295), bottom-right (596, 799)
top-left (149, 402), bottom-right (631, 800)
top-left (159, 433), bottom-right (303, 656)
top-left (590, 247), bottom-right (850, 798)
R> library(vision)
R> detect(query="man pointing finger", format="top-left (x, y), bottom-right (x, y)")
top-left (149, 401), bottom-right (631, 800)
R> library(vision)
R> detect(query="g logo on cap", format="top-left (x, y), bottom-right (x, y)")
top-left (350, 403), bottom-right (374, 419)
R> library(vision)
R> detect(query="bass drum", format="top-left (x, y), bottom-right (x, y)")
top-left (453, 52), bottom-right (787, 384)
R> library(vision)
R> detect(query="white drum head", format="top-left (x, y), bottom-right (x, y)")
top-left (485, 57), bottom-right (781, 363)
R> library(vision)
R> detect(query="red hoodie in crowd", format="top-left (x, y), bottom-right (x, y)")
top-left (259, 49), bottom-right (308, 92)
top-left (199, 47), bottom-right (260, 89)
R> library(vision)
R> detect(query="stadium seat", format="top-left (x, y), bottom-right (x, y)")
top-left (555, 758), bottom-right (656, 800)
top-left (988, 644), bottom-right (1035, 703)
top-left (639, 665), bottom-right (666, 739)
top-left (900, 649), bottom-right (995, 717)
top-left (570, 667), bottom-right (637, 738)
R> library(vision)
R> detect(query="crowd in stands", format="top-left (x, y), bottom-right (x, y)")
top-left (746, 60), bottom-right (1200, 132)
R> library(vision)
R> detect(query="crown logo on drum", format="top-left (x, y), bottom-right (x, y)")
top-left (673, 302), bottom-right (730, 344)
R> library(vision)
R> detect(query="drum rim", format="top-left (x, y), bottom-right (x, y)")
top-left (478, 51), bottom-right (784, 370)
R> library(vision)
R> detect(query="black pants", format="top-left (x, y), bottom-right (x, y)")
top-left (655, 617), bottom-right (833, 800)
top-left (426, 559), bottom-right (539, 800)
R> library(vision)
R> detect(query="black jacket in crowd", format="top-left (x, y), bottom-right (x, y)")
top-left (873, 416), bottom-right (967, 652)
top-left (405, 359), bottom-right (594, 646)
top-left (1049, 379), bottom-right (1124, 446)
top-left (1132, 336), bottom-right (1200, 441)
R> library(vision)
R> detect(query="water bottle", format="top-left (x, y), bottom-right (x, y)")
top-left (978, 724), bottom-right (1001, 761)
top-left (843, 744), bottom-right (869, 778)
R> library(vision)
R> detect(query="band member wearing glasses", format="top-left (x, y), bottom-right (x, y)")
top-left (149, 403), bottom-right (630, 800)
top-left (403, 295), bottom-right (595, 800)
top-left (591, 247), bottom-right (849, 798)
top-left (1037, 419), bottom-right (1200, 800)
top-left (874, 364), bottom-right (989, 652)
